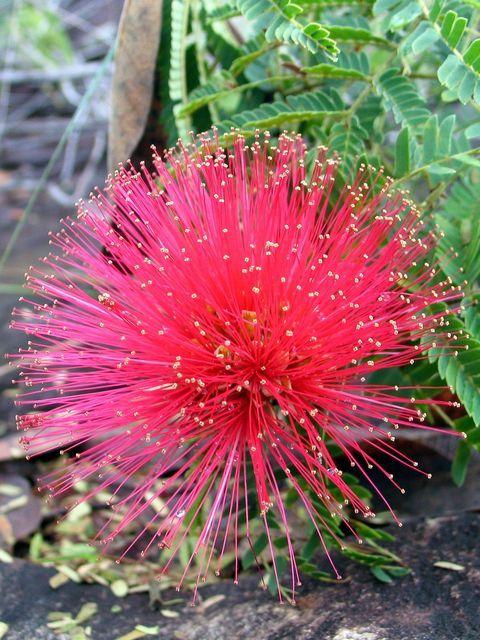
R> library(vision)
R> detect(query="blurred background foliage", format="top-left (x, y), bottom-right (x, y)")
top-left (0, 2), bottom-right (74, 68)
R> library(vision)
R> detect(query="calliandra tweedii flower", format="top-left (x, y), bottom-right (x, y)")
top-left (12, 131), bottom-right (463, 602)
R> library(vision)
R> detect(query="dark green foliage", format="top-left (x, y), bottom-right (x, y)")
top-left (239, 473), bottom-right (409, 592)
top-left (426, 302), bottom-right (480, 428)
top-left (377, 68), bottom-right (430, 127)
top-left (235, 0), bottom-right (339, 57)
top-left (303, 50), bottom-right (371, 80)
top-left (436, 179), bottom-right (480, 285)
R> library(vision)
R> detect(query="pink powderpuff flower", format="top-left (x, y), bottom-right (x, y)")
top-left (11, 131), bottom-right (463, 602)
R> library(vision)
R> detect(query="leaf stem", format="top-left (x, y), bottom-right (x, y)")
top-left (179, 74), bottom-right (307, 118)
top-left (392, 146), bottom-right (480, 187)
top-left (432, 405), bottom-right (457, 429)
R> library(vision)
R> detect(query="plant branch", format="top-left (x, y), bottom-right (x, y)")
top-left (392, 146), bottom-right (480, 187)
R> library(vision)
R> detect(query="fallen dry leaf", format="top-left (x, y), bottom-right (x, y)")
top-left (108, 0), bottom-right (163, 169)
top-left (0, 474), bottom-right (42, 548)
top-left (433, 560), bottom-right (465, 572)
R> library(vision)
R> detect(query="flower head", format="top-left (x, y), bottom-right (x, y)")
top-left (12, 131), bottom-right (462, 600)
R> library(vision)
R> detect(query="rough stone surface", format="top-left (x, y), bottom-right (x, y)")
top-left (1, 512), bottom-right (479, 640)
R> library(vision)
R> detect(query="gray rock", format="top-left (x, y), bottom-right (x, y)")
top-left (1, 512), bottom-right (479, 640)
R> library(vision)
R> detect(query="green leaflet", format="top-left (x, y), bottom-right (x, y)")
top-left (435, 177), bottom-right (480, 286)
top-left (329, 116), bottom-right (369, 177)
top-left (303, 50), bottom-right (371, 80)
top-left (394, 114), bottom-right (459, 178)
top-left (401, 22), bottom-right (439, 55)
top-left (377, 68), bottom-right (430, 127)
top-left (157, 0), bottom-right (178, 146)
top-left (169, 0), bottom-right (190, 103)
top-left (242, 532), bottom-right (269, 569)
top-left (229, 36), bottom-right (276, 76)
top-left (178, 71), bottom-right (237, 117)
top-left (303, 0), bottom-right (375, 5)
top-left (216, 89), bottom-right (347, 132)
top-left (426, 304), bottom-right (480, 427)
top-left (393, 123), bottom-right (480, 184)
top-left (400, 0), bottom-right (480, 105)
top-left (438, 53), bottom-right (480, 105)
top-left (207, 3), bottom-right (241, 22)
top-left (395, 127), bottom-right (412, 176)
top-left (236, 0), bottom-right (339, 57)
top-left (169, 0), bottom-right (191, 136)
top-left (452, 440), bottom-right (471, 486)
top-left (327, 25), bottom-right (390, 46)
top-left (374, 0), bottom-right (422, 30)
top-left (179, 72), bottom-right (304, 118)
